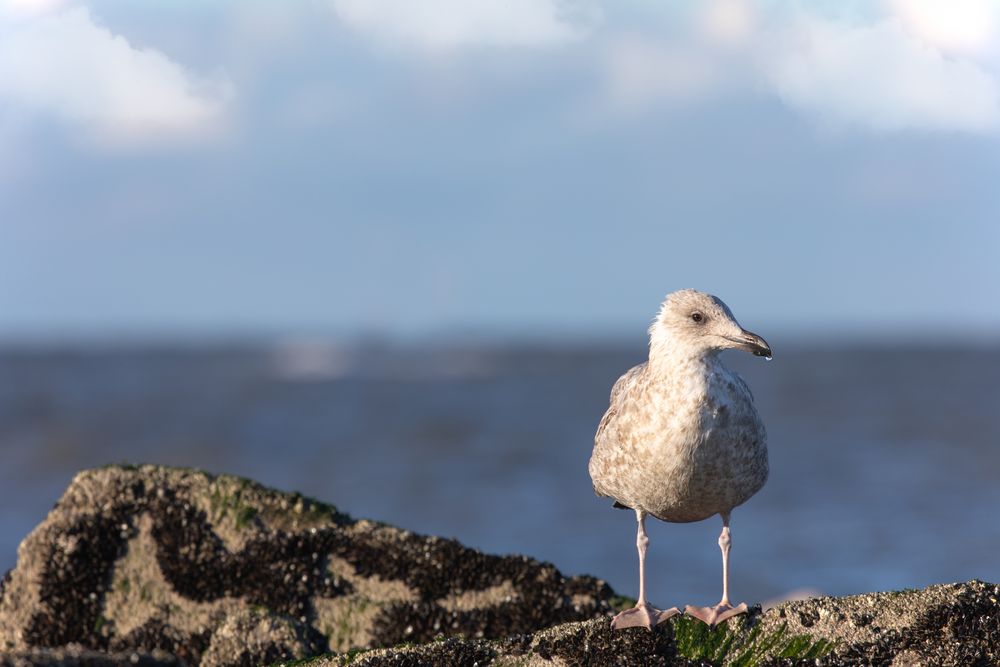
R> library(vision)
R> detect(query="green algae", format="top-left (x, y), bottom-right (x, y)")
top-left (208, 479), bottom-right (260, 530)
top-left (673, 614), bottom-right (835, 666)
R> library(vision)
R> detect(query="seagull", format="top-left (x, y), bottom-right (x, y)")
top-left (589, 289), bottom-right (771, 629)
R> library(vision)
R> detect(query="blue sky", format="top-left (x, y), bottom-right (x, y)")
top-left (1, 0), bottom-right (998, 341)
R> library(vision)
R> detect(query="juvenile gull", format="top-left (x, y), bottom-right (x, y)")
top-left (589, 289), bottom-right (771, 629)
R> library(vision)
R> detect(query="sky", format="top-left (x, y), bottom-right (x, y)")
top-left (1, 0), bottom-right (999, 342)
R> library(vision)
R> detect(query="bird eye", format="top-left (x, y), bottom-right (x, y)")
top-left (691, 312), bottom-right (704, 323)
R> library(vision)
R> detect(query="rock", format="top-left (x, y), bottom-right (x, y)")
top-left (199, 609), bottom-right (326, 667)
top-left (2, 465), bottom-right (998, 666)
top-left (279, 581), bottom-right (1000, 666)
top-left (0, 645), bottom-right (182, 667)
top-left (0, 465), bottom-right (615, 666)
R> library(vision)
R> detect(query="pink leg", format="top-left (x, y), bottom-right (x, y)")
top-left (610, 510), bottom-right (680, 630)
top-left (685, 512), bottom-right (749, 626)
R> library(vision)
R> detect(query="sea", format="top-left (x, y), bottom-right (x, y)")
top-left (2, 340), bottom-right (998, 607)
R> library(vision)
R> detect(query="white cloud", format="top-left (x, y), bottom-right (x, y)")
top-left (596, 2), bottom-right (1000, 134)
top-left (331, 0), bottom-right (598, 51)
top-left (0, 6), bottom-right (232, 144)
top-left (699, 0), bottom-right (755, 47)
top-left (887, 0), bottom-right (999, 56)
top-left (595, 2), bottom-right (757, 115)
top-left (764, 13), bottom-right (1000, 133)
top-left (2, 0), bottom-right (66, 15)
top-left (601, 35), bottom-right (732, 113)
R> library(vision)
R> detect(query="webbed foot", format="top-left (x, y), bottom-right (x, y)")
top-left (611, 602), bottom-right (680, 630)
top-left (683, 601), bottom-right (748, 627)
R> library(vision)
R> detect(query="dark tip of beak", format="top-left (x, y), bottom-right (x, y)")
top-left (735, 330), bottom-right (772, 358)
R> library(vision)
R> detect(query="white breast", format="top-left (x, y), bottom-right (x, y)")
top-left (589, 357), bottom-right (768, 523)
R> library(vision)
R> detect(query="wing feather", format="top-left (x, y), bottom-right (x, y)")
top-left (594, 362), bottom-right (646, 444)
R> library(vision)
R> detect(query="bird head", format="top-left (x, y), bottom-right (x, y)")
top-left (649, 289), bottom-right (771, 359)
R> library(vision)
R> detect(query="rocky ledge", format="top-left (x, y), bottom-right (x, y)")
top-left (1, 466), bottom-right (997, 666)
top-left (285, 580), bottom-right (1000, 666)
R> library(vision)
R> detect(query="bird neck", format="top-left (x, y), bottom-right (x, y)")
top-left (647, 338), bottom-right (719, 374)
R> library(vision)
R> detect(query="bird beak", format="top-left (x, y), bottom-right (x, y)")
top-left (727, 330), bottom-right (772, 358)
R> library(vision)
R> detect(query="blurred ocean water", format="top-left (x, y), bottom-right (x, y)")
top-left (1, 342), bottom-right (999, 606)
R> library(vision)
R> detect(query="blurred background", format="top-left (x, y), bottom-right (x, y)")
top-left (1, 0), bottom-right (999, 606)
